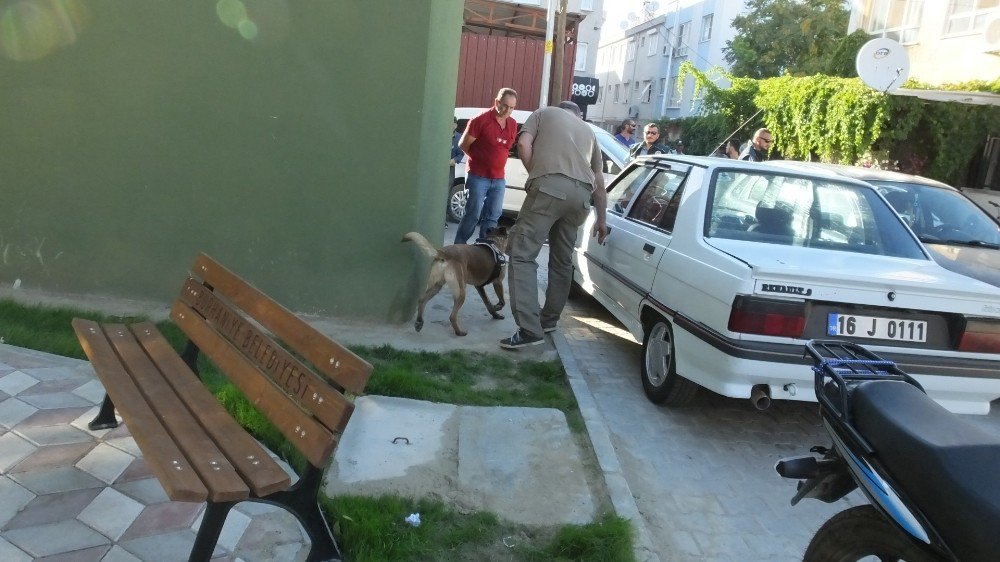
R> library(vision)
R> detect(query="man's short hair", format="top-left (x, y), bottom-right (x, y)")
top-left (496, 87), bottom-right (518, 101)
top-left (754, 128), bottom-right (771, 139)
top-left (557, 100), bottom-right (582, 117)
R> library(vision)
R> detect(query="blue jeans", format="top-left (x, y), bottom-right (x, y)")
top-left (454, 173), bottom-right (505, 244)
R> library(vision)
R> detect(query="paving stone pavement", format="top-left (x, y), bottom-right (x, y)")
top-left (556, 294), bottom-right (1000, 562)
top-left (0, 344), bottom-right (311, 562)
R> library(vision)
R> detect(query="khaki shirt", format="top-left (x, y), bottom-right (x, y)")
top-left (520, 106), bottom-right (601, 186)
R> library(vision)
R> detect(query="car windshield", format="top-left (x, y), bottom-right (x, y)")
top-left (869, 181), bottom-right (1000, 248)
top-left (706, 171), bottom-right (926, 258)
top-left (592, 125), bottom-right (629, 174)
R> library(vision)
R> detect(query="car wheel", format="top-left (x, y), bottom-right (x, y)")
top-left (447, 183), bottom-right (468, 223)
top-left (641, 317), bottom-right (698, 405)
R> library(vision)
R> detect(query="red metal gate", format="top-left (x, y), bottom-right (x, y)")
top-left (456, 33), bottom-right (576, 111)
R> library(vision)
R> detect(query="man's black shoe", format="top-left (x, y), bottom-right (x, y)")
top-left (499, 329), bottom-right (544, 349)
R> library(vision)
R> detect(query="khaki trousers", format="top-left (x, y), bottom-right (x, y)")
top-left (508, 174), bottom-right (592, 338)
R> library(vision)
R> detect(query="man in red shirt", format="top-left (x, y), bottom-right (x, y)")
top-left (454, 87), bottom-right (518, 244)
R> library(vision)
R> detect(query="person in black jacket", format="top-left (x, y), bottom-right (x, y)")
top-left (628, 123), bottom-right (672, 159)
top-left (739, 128), bottom-right (772, 161)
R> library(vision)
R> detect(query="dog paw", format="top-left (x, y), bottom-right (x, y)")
top-left (414, 320), bottom-right (424, 332)
top-left (455, 330), bottom-right (468, 337)
top-left (491, 313), bottom-right (505, 320)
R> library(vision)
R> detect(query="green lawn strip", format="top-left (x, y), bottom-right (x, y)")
top-left (0, 299), bottom-right (634, 561)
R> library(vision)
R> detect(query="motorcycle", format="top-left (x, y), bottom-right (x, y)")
top-left (776, 340), bottom-right (1000, 561)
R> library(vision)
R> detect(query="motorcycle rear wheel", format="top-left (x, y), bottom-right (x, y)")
top-left (804, 505), bottom-right (940, 562)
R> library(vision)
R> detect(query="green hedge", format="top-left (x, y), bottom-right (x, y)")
top-left (675, 63), bottom-right (1000, 186)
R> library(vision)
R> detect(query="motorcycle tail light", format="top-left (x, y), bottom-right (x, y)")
top-left (728, 296), bottom-right (806, 338)
top-left (958, 318), bottom-right (1000, 353)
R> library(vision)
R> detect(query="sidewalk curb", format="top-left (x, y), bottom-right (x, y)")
top-left (551, 331), bottom-right (661, 562)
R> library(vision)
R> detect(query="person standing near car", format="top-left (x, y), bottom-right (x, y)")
top-left (739, 128), bottom-right (772, 162)
top-left (613, 119), bottom-right (637, 148)
top-left (454, 87), bottom-right (518, 244)
top-left (628, 123), bottom-right (672, 159)
top-left (500, 101), bottom-right (608, 349)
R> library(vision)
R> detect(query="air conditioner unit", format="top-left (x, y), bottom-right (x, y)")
top-left (984, 15), bottom-right (1000, 55)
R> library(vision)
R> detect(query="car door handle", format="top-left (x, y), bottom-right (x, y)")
top-left (643, 243), bottom-right (655, 254)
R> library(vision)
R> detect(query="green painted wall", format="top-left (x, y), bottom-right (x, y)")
top-left (0, 0), bottom-right (461, 321)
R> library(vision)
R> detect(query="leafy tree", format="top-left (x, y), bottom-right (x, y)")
top-left (724, 0), bottom-right (851, 79)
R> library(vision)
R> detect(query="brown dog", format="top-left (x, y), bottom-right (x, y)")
top-left (402, 228), bottom-right (509, 336)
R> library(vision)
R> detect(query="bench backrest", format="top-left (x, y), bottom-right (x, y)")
top-left (171, 253), bottom-right (372, 468)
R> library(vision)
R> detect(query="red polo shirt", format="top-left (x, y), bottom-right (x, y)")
top-left (465, 109), bottom-right (517, 179)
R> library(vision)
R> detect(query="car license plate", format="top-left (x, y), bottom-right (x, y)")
top-left (827, 313), bottom-right (927, 343)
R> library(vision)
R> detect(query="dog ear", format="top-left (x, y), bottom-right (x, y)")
top-left (494, 226), bottom-right (509, 236)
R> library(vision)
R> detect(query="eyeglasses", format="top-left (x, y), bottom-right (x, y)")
top-left (759, 137), bottom-right (773, 143)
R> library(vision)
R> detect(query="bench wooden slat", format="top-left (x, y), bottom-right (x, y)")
top-left (100, 323), bottom-right (250, 503)
top-left (191, 253), bottom-right (372, 394)
top-left (178, 280), bottom-right (355, 436)
top-left (72, 318), bottom-right (209, 502)
top-left (171, 301), bottom-right (337, 468)
top-left (132, 322), bottom-right (292, 498)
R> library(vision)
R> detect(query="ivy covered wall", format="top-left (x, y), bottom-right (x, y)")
top-left (669, 63), bottom-right (1000, 187)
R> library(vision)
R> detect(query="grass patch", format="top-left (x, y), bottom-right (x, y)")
top-left (0, 298), bottom-right (634, 561)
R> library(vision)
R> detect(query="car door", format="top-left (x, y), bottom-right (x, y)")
top-left (576, 164), bottom-right (655, 311)
top-left (605, 165), bottom-right (689, 321)
top-left (578, 162), bottom-right (689, 326)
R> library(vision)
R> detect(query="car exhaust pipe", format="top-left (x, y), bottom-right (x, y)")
top-left (751, 384), bottom-right (771, 410)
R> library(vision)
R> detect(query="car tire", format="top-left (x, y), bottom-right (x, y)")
top-left (447, 182), bottom-right (468, 223)
top-left (641, 317), bottom-right (698, 406)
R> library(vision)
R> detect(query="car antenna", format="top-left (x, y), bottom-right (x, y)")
top-left (709, 108), bottom-right (764, 156)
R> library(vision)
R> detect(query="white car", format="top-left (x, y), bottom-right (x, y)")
top-left (572, 155), bottom-right (1000, 414)
top-left (448, 107), bottom-right (629, 222)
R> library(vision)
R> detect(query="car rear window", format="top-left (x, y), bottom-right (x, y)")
top-left (706, 171), bottom-right (926, 259)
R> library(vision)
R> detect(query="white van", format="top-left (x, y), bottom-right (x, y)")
top-left (448, 107), bottom-right (629, 222)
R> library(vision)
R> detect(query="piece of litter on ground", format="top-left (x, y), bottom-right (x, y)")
top-left (503, 536), bottom-right (516, 548)
top-left (405, 513), bottom-right (421, 527)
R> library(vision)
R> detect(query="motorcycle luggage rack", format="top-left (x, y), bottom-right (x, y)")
top-left (804, 340), bottom-right (925, 454)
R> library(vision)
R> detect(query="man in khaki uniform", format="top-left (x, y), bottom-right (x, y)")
top-left (500, 101), bottom-right (609, 349)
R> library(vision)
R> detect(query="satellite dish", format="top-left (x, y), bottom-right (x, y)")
top-left (856, 38), bottom-right (910, 93)
top-left (645, 1), bottom-right (660, 13)
top-left (619, 21), bottom-right (629, 30)
top-left (627, 12), bottom-right (639, 23)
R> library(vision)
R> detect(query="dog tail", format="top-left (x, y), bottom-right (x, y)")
top-left (401, 232), bottom-right (439, 259)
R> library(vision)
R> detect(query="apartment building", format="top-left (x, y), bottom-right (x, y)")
top-left (588, 0), bottom-right (747, 131)
top-left (848, 0), bottom-right (1000, 84)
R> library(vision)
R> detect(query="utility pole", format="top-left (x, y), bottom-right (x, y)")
top-left (551, 0), bottom-right (568, 103)
top-left (539, 0), bottom-right (556, 107)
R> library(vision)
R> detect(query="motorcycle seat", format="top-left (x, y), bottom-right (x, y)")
top-left (852, 380), bottom-right (1000, 562)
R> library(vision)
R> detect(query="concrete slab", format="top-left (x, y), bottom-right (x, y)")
top-left (457, 406), bottom-right (595, 525)
top-left (325, 395), bottom-right (596, 526)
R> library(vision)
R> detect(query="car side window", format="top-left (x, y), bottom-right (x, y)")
top-left (606, 165), bottom-right (655, 216)
top-left (627, 170), bottom-right (685, 231)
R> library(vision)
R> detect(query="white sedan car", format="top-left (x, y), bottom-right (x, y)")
top-left (572, 155), bottom-right (1000, 414)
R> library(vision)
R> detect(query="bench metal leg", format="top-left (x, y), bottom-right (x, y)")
top-left (256, 465), bottom-right (342, 562)
top-left (189, 501), bottom-right (236, 562)
top-left (181, 340), bottom-right (201, 376)
top-left (88, 394), bottom-right (119, 430)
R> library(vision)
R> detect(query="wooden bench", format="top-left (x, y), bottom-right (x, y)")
top-left (72, 253), bottom-right (372, 562)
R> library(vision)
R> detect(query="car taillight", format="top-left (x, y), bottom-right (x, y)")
top-left (728, 296), bottom-right (806, 338)
top-left (958, 318), bottom-right (1000, 353)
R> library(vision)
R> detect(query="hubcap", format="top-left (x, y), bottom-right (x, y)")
top-left (450, 188), bottom-right (468, 219)
top-left (645, 322), bottom-right (673, 386)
